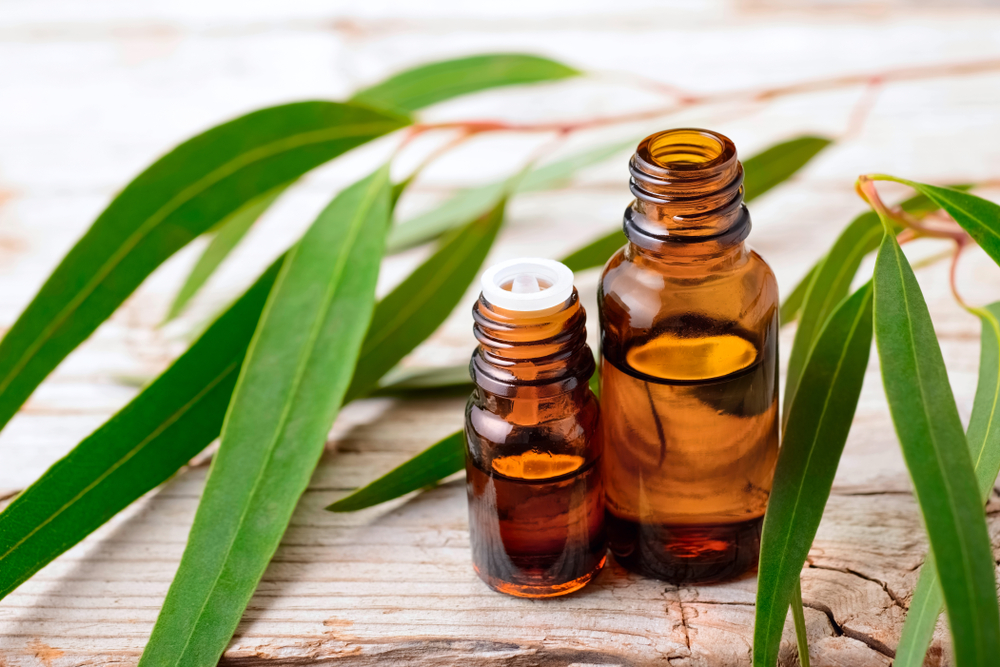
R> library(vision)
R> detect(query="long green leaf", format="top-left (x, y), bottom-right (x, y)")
top-left (781, 194), bottom-right (941, 420)
top-left (387, 139), bottom-right (632, 252)
top-left (139, 167), bottom-right (391, 667)
top-left (561, 135), bottom-right (832, 272)
top-left (753, 283), bottom-right (874, 667)
top-left (873, 231), bottom-right (1000, 667)
top-left (742, 136), bottom-right (831, 200)
top-left (0, 168), bottom-right (494, 602)
top-left (791, 580), bottom-right (811, 667)
top-left (875, 177), bottom-right (1000, 265)
top-left (163, 184), bottom-right (290, 323)
top-left (895, 303), bottom-right (1000, 667)
top-left (0, 258), bottom-right (283, 602)
top-left (346, 199), bottom-right (505, 402)
top-left (0, 102), bottom-right (407, 434)
top-left (350, 53), bottom-right (579, 114)
top-left (327, 431), bottom-right (465, 512)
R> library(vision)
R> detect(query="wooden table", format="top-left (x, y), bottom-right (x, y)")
top-left (2, 2), bottom-right (1000, 665)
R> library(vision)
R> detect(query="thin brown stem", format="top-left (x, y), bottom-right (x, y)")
top-left (409, 58), bottom-right (1000, 137)
top-left (949, 239), bottom-right (972, 311)
top-left (857, 175), bottom-right (969, 242)
top-left (841, 76), bottom-right (882, 141)
top-left (400, 130), bottom-right (474, 183)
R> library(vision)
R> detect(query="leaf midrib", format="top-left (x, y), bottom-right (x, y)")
top-left (169, 173), bottom-right (384, 666)
top-left (761, 288), bottom-right (869, 658)
top-left (889, 238), bottom-right (983, 657)
top-left (929, 190), bottom-right (1000, 243)
top-left (0, 120), bottom-right (398, 400)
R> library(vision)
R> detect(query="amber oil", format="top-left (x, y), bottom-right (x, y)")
top-left (599, 129), bottom-right (780, 584)
top-left (466, 259), bottom-right (606, 598)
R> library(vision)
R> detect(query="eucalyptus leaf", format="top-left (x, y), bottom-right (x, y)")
top-left (894, 303), bottom-right (1000, 667)
top-left (350, 53), bottom-right (579, 114)
top-left (139, 167), bottom-right (391, 667)
top-left (387, 139), bottom-right (632, 252)
top-left (327, 431), bottom-right (465, 512)
top-left (561, 135), bottom-right (832, 272)
top-left (873, 231), bottom-right (1000, 666)
top-left (346, 199), bottom-right (506, 402)
top-left (753, 282), bottom-right (873, 667)
top-left (875, 176), bottom-right (1000, 265)
top-left (741, 136), bottom-right (831, 201)
top-left (0, 258), bottom-right (283, 602)
top-left (0, 101), bottom-right (407, 434)
top-left (164, 184), bottom-right (291, 323)
top-left (781, 194), bottom-right (941, 421)
top-left (791, 580), bottom-right (811, 667)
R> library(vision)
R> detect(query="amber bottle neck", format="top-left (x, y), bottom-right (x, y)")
top-left (625, 128), bottom-right (751, 254)
top-left (471, 289), bottom-right (594, 399)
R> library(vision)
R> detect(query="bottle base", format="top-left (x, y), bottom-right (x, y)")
top-left (474, 554), bottom-right (607, 598)
top-left (607, 511), bottom-right (762, 585)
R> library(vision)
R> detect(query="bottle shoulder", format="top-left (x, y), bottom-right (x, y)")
top-left (464, 390), bottom-right (601, 456)
top-left (598, 243), bottom-right (779, 345)
top-left (600, 244), bottom-right (777, 301)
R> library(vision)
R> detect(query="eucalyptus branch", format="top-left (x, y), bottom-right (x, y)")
top-left (857, 175), bottom-right (969, 242)
top-left (408, 57), bottom-right (1000, 138)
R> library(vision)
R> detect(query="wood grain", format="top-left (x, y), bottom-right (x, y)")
top-left (2, 2), bottom-right (1000, 665)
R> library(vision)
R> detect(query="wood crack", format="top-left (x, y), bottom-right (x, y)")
top-left (808, 563), bottom-right (906, 610)
top-left (664, 585), bottom-right (692, 655)
top-left (804, 576), bottom-right (898, 660)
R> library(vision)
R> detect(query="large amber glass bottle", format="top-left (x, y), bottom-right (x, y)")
top-left (466, 258), bottom-right (606, 598)
top-left (599, 129), bottom-right (779, 584)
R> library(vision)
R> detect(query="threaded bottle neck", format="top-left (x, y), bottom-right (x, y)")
top-left (471, 289), bottom-right (594, 398)
top-left (626, 128), bottom-right (749, 249)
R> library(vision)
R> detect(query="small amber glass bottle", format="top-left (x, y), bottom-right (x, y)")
top-left (599, 129), bottom-right (780, 584)
top-left (465, 258), bottom-right (606, 598)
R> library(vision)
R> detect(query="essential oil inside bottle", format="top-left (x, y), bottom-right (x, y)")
top-left (599, 129), bottom-right (780, 584)
top-left (465, 258), bottom-right (606, 597)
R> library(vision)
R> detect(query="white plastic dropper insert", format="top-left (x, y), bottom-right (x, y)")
top-left (480, 258), bottom-right (575, 312)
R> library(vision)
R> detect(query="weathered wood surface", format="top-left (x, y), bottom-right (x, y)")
top-left (3, 2), bottom-right (1000, 665)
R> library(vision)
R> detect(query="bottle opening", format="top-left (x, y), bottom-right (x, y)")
top-left (638, 128), bottom-right (736, 173)
top-left (481, 258), bottom-right (574, 312)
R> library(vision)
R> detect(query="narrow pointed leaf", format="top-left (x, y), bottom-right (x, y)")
top-left (0, 168), bottom-right (493, 601)
top-left (877, 177), bottom-right (1000, 265)
top-left (741, 136), bottom-right (831, 201)
top-left (895, 303), bottom-right (1000, 667)
top-left (346, 200), bottom-right (505, 402)
top-left (0, 101), bottom-right (408, 434)
top-left (139, 168), bottom-right (391, 667)
top-left (327, 431), bottom-right (465, 512)
top-left (791, 580), bottom-right (812, 667)
top-left (782, 194), bottom-right (940, 419)
top-left (164, 184), bottom-right (290, 323)
top-left (0, 259), bottom-right (283, 602)
top-left (387, 139), bottom-right (632, 252)
top-left (350, 53), bottom-right (579, 114)
top-left (388, 181), bottom-right (507, 252)
top-left (873, 232), bottom-right (1000, 666)
top-left (561, 135), bottom-right (832, 272)
top-left (560, 229), bottom-right (626, 274)
top-left (373, 364), bottom-right (472, 397)
top-left (753, 283), bottom-right (873, 667)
